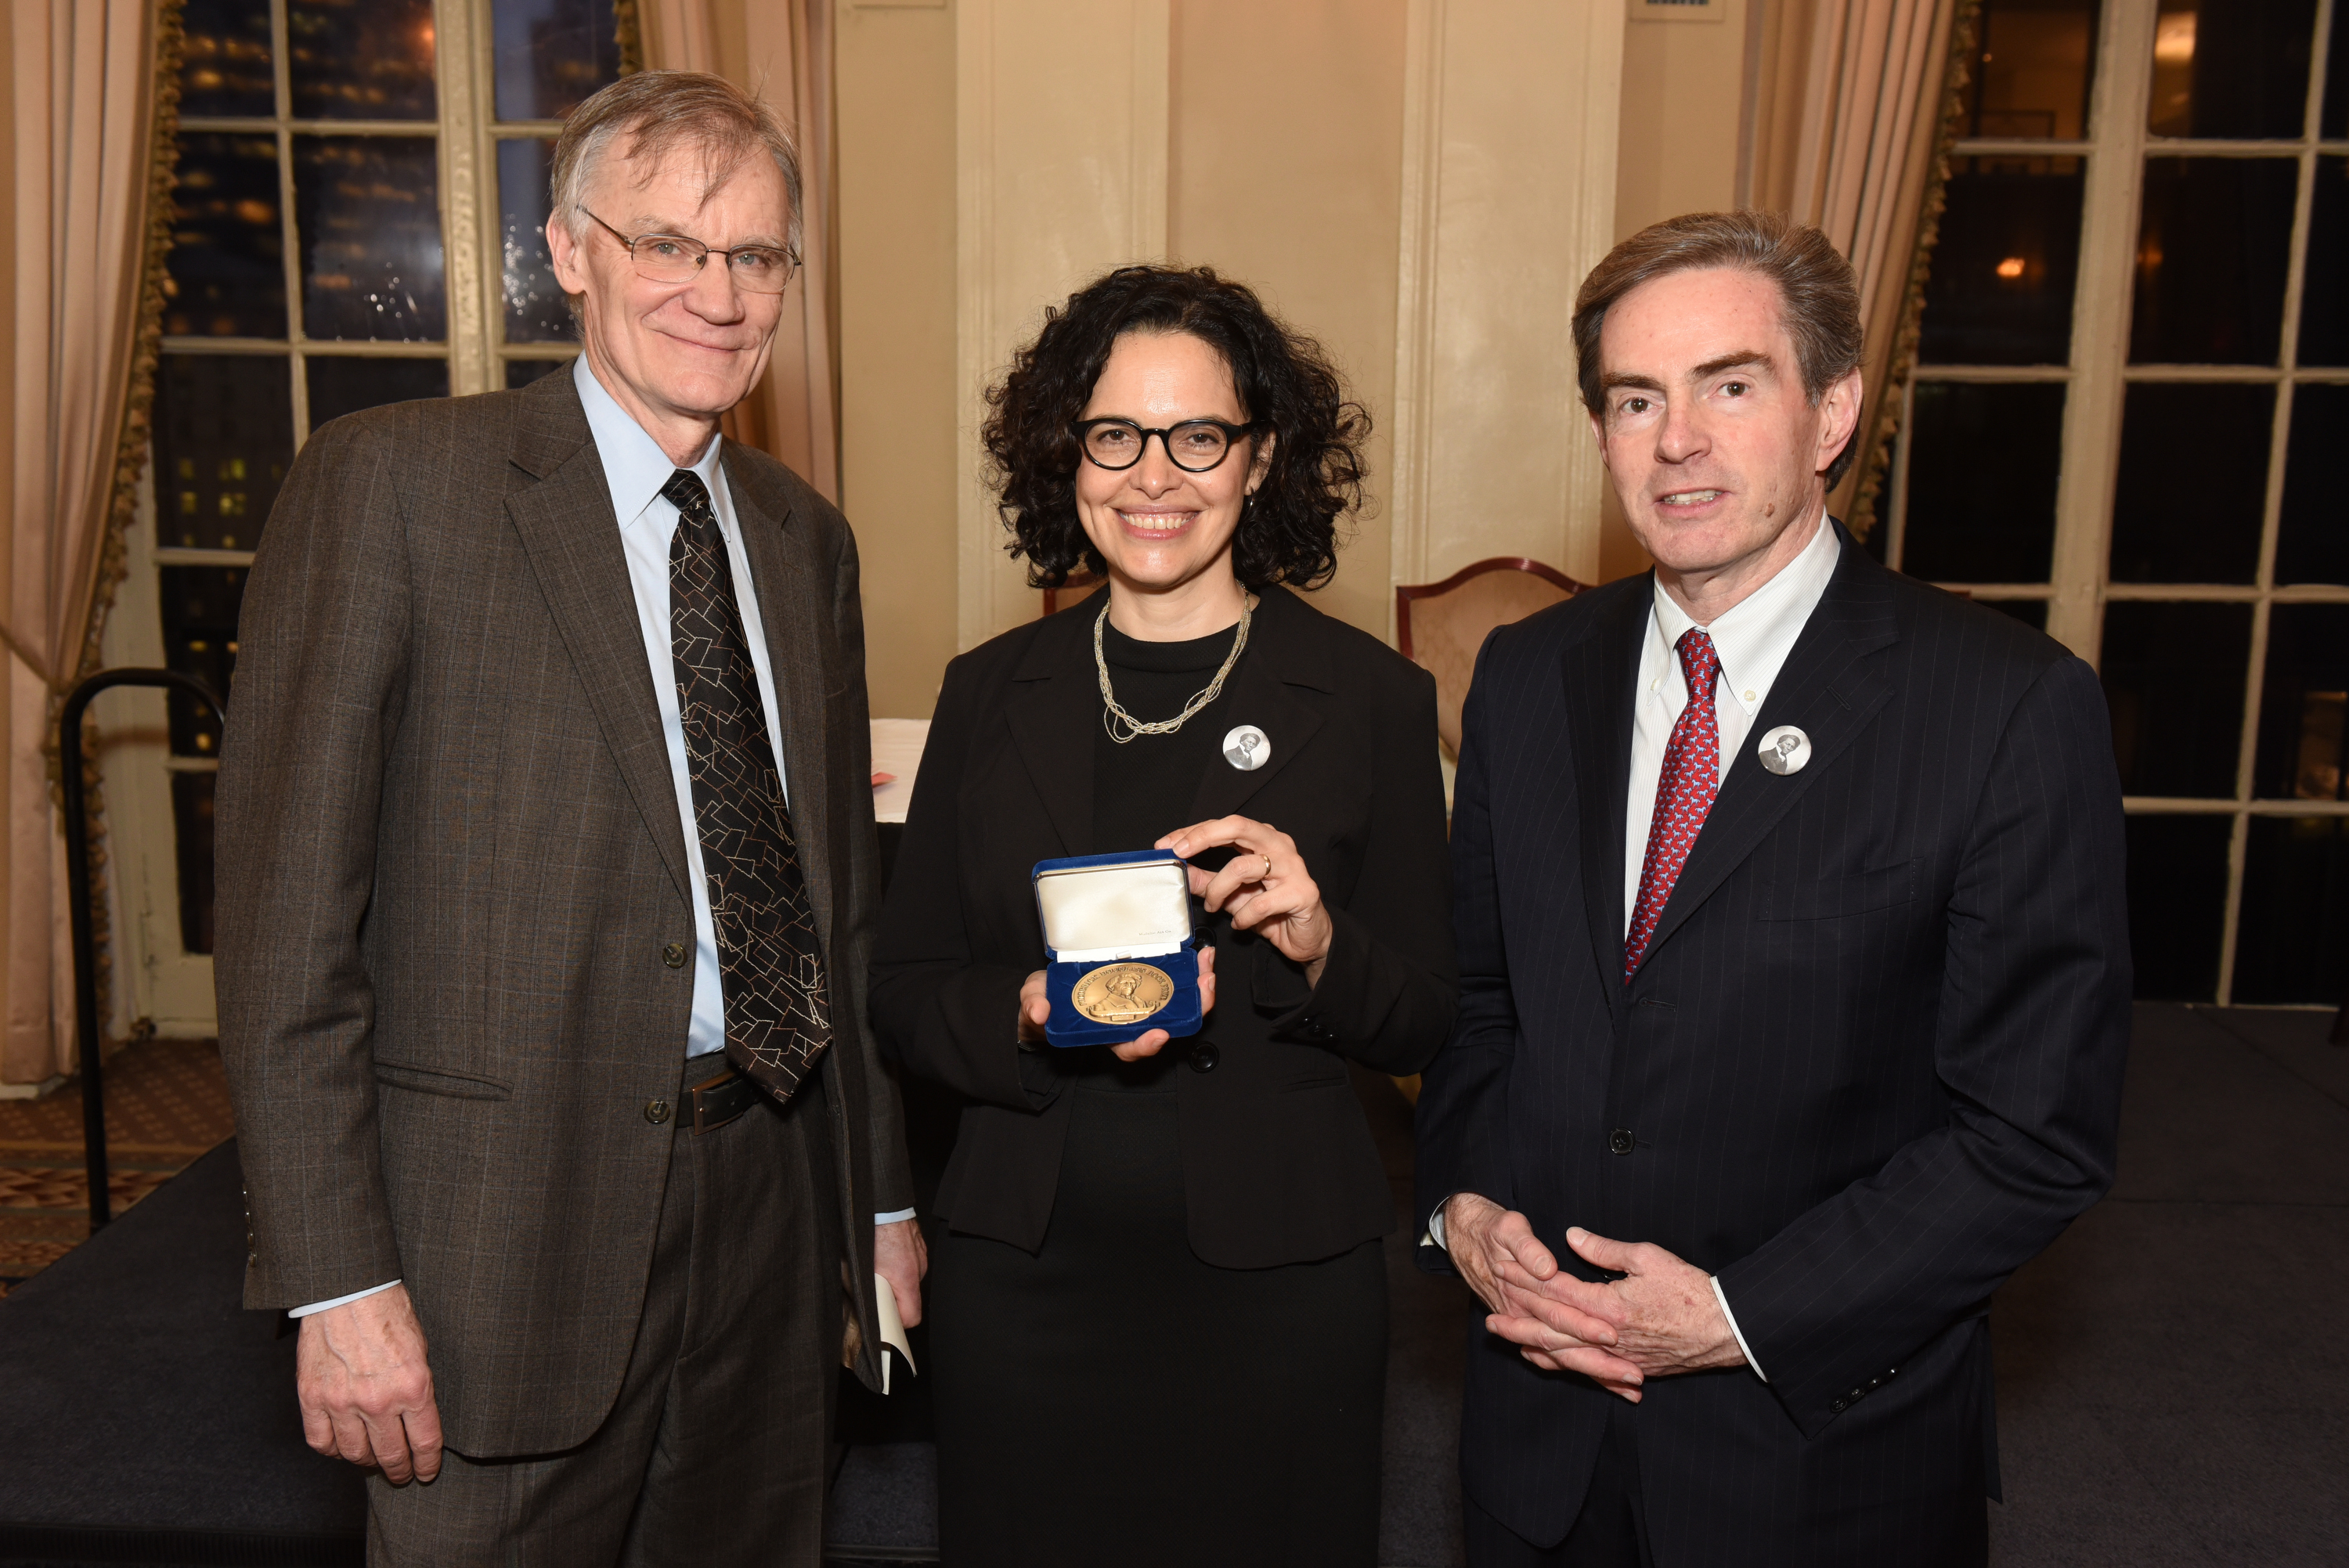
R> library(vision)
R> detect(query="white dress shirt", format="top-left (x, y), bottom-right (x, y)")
top-left (1424, 510), bottom-right (1840, 1382)
top-left (291, 359), bottom-right (899, 1321)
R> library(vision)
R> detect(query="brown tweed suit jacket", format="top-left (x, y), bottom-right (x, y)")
top-left (214, 367), bottom-right (912, 1456)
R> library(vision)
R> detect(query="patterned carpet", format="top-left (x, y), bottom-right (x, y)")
top-left (0, 1038), bottom-right (235, 1296)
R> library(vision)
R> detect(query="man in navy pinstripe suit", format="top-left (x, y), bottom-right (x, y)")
top-left (1415, 211), bottom-right (2131, 1566)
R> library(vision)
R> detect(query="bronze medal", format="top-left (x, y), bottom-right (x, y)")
top-left (1071, 962), bottom-right (1176, 1026)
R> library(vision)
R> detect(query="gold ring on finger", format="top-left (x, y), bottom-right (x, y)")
top-left (1261, 853), bottom-right (1274, 880)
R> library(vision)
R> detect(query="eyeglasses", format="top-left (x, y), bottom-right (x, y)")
top-left (578, 207), bottom-right (799, 294)
top-left (1072, 417), bottom-right (1257, 474)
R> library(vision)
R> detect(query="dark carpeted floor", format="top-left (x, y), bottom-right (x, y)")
top-left (1986, 1004), bottom-right (2349, 1566)
top-left (0, 1139), bottom-right (365, 1565)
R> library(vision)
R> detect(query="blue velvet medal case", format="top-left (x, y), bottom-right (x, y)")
top-left (1032, 849), bottom-right (1203, 1048)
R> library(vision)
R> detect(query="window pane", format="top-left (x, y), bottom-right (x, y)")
top-left (2233, 816), bottom-right (2349, 1004)
top-left (2108, 383), bottom-right (2273, 583)
top-left (171, 773), bottom-right (218, 956)
top-left (507, 357), bottom-right (569, 389)
top-left (1918, 159), bottom-right (2084, 366)
top-left (306, 356), bottom-right (449, 433)
top-left (2298, 157), bottom-right (2349, 367)
top-left (2147, 0), bottom-right (2318, 139)
top-left (499, 139), bottom-right (575, 344)
top-left (153, 355), bottom-right (292, 550)
top-left (179, 0), bottom-right (274, 118)
top-left (165, 133), bottom-right (286, 339)
top-left (287, 0), bottom-right (437, 121)
top-left (159, 567), bottom-right (246, 759)
top-left (1899, 382), bottom-right (2063, 582)
top-left (493, 0), bottom-right (623, 122)
top-left (1979, 599), bottom-right (2048, 632)
top-left (2131, 157), bottom-right (2297, 365)
top-left (294, 136), bottom-right (446, 341)
top-left (2253, 604), bottom-right (2349, 799)
top-left (2101, 600), bottom-right (2253, 798)
top-left (1965, 0), bottom-right (2098, 139)
top-left (2275, 384), bottom-right (2348, 585)
top-left (2326, 0), bottom-right (2349, 139)
top-left (2123, 814), bottom-right (2232, 1000)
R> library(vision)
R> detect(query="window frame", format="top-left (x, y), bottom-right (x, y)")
top-left (1882, 0), bottom-right (2349, 1005)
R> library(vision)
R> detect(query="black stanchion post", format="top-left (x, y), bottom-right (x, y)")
top-left (58, 668), bottom-right (225, 1232)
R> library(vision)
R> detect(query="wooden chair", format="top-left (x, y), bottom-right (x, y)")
top-left (1041, 571), bottom-right (1106, 616)
top-left (1396, 557), bottom-right (1588, 755)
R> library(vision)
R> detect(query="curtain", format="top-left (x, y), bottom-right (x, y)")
top-left (1743, 0), bottom-right (1979, 538)
top-left (638, 0), bottom-right (842, 503)
top-left (4, 0), bottom-right (168, 1085)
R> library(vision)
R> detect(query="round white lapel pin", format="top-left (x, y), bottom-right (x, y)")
top-left (1222, 725), bottom-right (1271, 771)
top-left (1757, 725), bottom-right (1811, 776)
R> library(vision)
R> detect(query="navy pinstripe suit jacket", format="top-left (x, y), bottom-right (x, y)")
top-left (1415, 525), bottom-right (2131, 1563)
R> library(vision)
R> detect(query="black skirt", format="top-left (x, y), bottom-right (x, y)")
top-left (927, 1083), bottom-right (1388, 1567)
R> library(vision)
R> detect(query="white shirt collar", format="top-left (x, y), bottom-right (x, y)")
top-left (1648, 507), bottom-right (1842, 716)
top-left (572, 355), bottom-right (726, 533)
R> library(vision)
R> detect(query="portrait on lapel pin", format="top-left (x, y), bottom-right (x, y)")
top-left (1758, 725), bottom-right (1811, 775)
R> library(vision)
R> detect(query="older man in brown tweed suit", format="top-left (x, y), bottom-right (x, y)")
top-left (215, 71), bottom-right (922, 1564)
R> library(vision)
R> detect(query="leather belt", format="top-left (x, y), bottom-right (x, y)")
top-left (686, 1062), bottom-right (762, 1135)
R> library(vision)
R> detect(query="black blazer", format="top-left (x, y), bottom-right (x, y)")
top-left (870, 586), bottom-right (1456, 1268)
top-left (1415, 528), bottom-right (2131, 1563)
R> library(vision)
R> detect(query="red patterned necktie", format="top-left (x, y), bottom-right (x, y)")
top-left (665, 469), bottom-right (832, 1101)
top-left (1623, 628), bottom-right (1722, 982)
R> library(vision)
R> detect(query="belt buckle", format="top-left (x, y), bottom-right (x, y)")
top-left (687, 1063), bottom-right (743, 1136)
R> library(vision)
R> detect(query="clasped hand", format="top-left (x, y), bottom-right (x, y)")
top-left (1442, 1193), bottom-right (1746, 1401)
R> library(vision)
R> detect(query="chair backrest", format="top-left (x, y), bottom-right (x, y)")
top-left (1041, 571), bottom-right (1106, 617)
top-left (1397, 557), bottom-right (1588, 754)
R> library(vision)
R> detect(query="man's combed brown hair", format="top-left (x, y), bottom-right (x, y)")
top-left (549, 70), bottom-right (803, 286)
top-left (981, 265), bottom-right (1369, 591)
top-left (1571, 211), bottom-right (1867, 485)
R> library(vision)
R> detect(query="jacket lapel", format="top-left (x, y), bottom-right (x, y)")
top-left (1639, 528), bottom-right (1900, 964)
top-left (1184, 588), bottom-right (1326, 827)
top-left (727, 450), bottom-right (837, 943)
top-left (503, 373), bottom-right (692, 906)
top-left (1564, 581), bottom-right (1649, 1017)
top-left (1005, 608), bottom-right (1100, 856)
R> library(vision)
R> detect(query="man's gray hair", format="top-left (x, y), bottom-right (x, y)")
top-left (549, 70), bottom-right (803, 259)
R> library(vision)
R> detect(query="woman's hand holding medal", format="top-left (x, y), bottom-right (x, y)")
top-left (1159, 816), bottom-right (1332, 985)
top-left (1019, 946), bottom-right (1218, 1063)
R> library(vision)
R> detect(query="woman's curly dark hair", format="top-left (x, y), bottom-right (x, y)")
top-left (980, 265), bottom-right (1370, 591)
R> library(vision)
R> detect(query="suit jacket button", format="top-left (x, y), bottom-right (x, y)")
top-left (645, 1098), bottom-right (674, 1125)
top-left (1607, 1128), bottom-right (1635, 1155)
top-left (662, 943), bottom-right (688, 969)
top-left (1831, 1397), bottom-right (1849, 1413)
top-left (1189, 1044), bottom-right (1219, 1073)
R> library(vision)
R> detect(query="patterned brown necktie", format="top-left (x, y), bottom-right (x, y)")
top-left (664, 468), bottom-right (832, 1101)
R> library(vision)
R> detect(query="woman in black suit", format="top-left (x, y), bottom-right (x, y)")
top-left (868, 265), bottom-right (1455, 1567)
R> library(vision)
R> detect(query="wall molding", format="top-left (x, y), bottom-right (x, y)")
top-left (954, 0), bottom-right (1170, 653)
top-left (1385, 0), bottom-right (1624, 625)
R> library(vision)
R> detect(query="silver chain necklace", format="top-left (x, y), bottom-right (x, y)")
top-left (1094, 594), bottom-right (1254, 744)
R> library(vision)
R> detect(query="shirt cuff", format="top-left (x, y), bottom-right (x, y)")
top-left (874, 1207), bottom-right (917, 1226)
top-left (1710, 1274), bottom-right (1766, 1382)
top-left (1421, 1197), bottom-right (1453, 1251)
top-left (289, 1279), bottom-right (402, 1318)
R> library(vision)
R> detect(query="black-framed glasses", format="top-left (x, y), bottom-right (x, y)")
top-left (578, 207), bottom-right (800, 294)
top-left (1073, 417), bottom-right (1257, 473)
